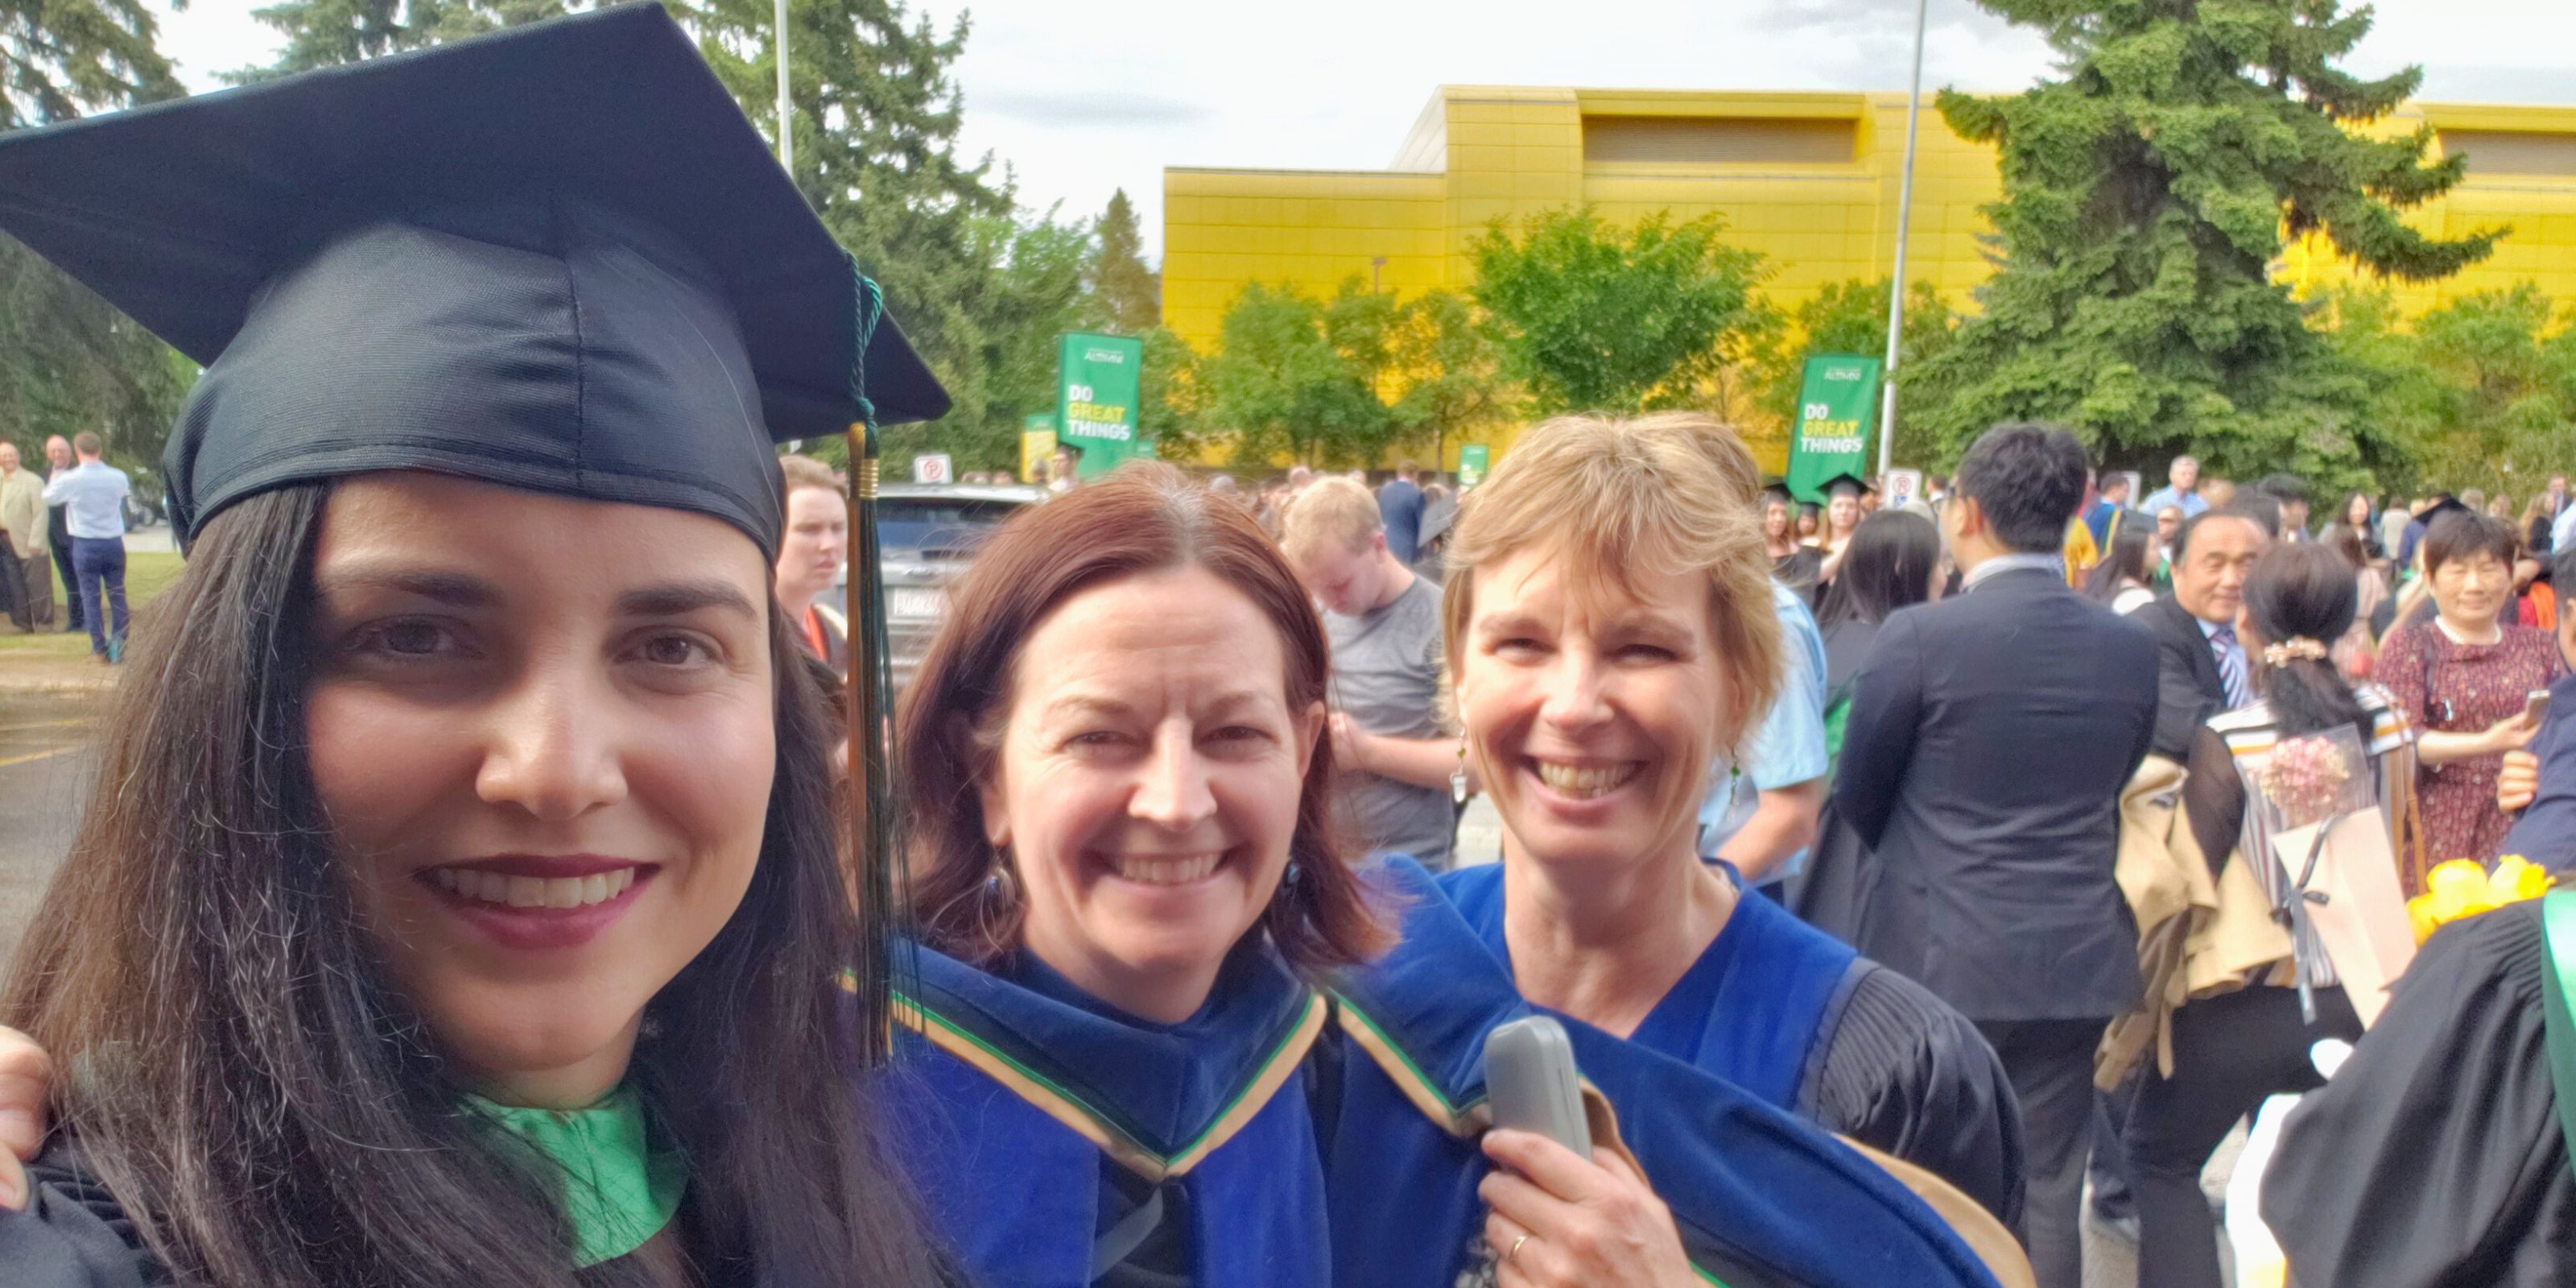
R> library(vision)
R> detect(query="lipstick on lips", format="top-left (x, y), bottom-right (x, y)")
top-left (420, 853), bottom-right (656, 951)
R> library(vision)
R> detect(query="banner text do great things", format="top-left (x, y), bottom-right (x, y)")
top-left (1057, 332), bottom-right (1145, 478)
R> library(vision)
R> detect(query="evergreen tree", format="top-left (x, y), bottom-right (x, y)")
top-left (231, 0), bottom-right (573, 80)
top-left (1090, 188), bottom-right (1159, 333)
top-left (1904, 0), bottom-right (2494, 481)
top-left (683, 0), bottom-right (1012, 464)
top-left (2, 0), bottom-right (192, 470)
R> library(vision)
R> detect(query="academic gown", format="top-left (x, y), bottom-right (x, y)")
top-left (2260, 898), bottom-right (2576, 1286)
top-left (880, 939), bottom-right (1332, 1288)
top-left (1437, 860), bottom-right (2024, 1229)
top-left (0, 1139), bottom-right (777, 1288)
top-left (1319, 857), bottom-right (2006, 1288)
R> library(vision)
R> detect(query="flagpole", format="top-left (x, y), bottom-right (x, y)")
top-left (1877, 0), bottom-right (1929, 478)
top-left (774, 0), bottom-right (794, 175)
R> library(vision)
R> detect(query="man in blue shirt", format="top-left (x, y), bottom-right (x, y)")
top-left (38, 432), bottom-right (130, 663)
top-left (1698, 579), bottom-right (1828, 893)
top-left (2497, 546), bottom-right (2576, 870)
top-left (2137, 454), bottom-right (2210, 521)
top-left (1375, 462), bottom-right (1425, 565)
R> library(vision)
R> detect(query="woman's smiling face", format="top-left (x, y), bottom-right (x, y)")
top-left (1455, 545), bottom-right (1726, 873)
top-left (304, 473), bottom-right (777, 1108)
top-left (977, 564), bottom-right (1324, 1022)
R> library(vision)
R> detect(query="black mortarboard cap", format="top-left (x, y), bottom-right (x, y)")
top-left (1818, 472), bottom-right (1876, 498)
top-left (0, 2), bottom-right (946, 555)
top-left (2416, 496), bottom-right (2476, 530)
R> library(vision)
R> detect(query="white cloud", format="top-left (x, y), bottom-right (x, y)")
top-left (149, 0), bottom-right (2576, 265)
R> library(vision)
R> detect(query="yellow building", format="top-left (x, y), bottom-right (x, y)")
top-left (1162, 86), bottom-right (2576, 463)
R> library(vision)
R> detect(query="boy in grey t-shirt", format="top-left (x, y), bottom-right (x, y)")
top-left (1281, 477), bottom-right (1458, 869)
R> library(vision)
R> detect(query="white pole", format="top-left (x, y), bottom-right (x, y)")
top-left (774, 0), bottom-right (795, 174)
top-left (1878, 0), bottom-right (1930, 477)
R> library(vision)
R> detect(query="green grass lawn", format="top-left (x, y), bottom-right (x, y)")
top-left (0, 551), bottom-right (183, 658)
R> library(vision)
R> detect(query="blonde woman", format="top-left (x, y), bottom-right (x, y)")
top-left (1398, 415), bottom-right (2023, 1228)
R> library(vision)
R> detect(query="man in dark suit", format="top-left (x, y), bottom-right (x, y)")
top-left (1834, 423), bottom-right (2159, 1288)
top-left (2132, 506), bottom-right (2271, 760)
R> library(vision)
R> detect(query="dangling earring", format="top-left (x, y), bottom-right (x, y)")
top-left (1273, 861), bottom-right (1303, 908)
top-left (983, 854), bottom-right (1018, 906)
top-left (1451, 735), bottom-right (1472, 804)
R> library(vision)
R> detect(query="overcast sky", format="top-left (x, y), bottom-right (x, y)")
top-left (156, 0), bottom-right (2576, 262)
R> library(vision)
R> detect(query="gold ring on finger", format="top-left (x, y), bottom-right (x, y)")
top-left (1507, 1232), bottom-right (1531, 1265)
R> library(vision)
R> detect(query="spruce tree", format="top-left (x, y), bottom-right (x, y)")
top-left (1090, 188), bottom-right (1160, 334)
top-left (1903, 0), bottom-right (2495, 485)
top-left (2, 0), bottom-right (192, 469)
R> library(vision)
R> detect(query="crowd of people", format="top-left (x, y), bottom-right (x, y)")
top-left (0, 432), bottom-right (132, 663)
top-left (1, 9), bottom-right (2574, 1288)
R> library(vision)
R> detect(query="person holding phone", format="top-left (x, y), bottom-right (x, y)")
top-left (881, 464), bottom-right (2006, 1288)
top-left (1350, 414), bottom-right (2025, 1253)
top-left (2377, 511), bottom-right (2563, 884)
top-left (2494, 546), bottom-right (2576, 871)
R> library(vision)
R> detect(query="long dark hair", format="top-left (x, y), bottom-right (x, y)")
top-left (1817, 510), bottom-right (1938, 632)
top-left (2083, 522), bottom-right (2153, 605)
top-left (2242, 542), bottom-right (2372, 743)
top-left (1, 484), bottom-right (942, 1287)
top-left (900, 463), bottom-right (1389, 972)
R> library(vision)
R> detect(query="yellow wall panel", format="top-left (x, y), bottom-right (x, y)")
top-left (1161, 88), bottom-right (2576, 357)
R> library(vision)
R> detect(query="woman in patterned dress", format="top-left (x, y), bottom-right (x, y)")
top-left (2376, 511), bottom-right (2562, 887)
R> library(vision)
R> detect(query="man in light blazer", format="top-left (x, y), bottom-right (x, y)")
top-left (1834, 423), bottom-right (2159, 1288)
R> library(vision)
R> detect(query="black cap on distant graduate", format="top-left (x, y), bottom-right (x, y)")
top-left (0, 2), bottom-right (946, 556)
top-left (1818, 472), bottom-right (1877, 499)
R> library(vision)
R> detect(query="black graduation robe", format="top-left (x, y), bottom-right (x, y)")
top-left (2260, 898), bottom-right (2576, 1286)
top-left (0, 1138), bottom-right (790, 1288)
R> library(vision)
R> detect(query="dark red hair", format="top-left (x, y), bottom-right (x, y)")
top-left (897, 462), bottom-right (1389, 971)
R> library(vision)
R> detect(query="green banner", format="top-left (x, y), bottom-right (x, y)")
top-left (1459, 444), bottom-right (1491, 489)
top-left (1785, 354), bottom-right (1882, 503)
top-left (1056, 332), bottom-right (1146, 478)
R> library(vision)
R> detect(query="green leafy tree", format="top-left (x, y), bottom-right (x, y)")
top-left (1903, 0), bottom-right (2495, 479)
top-left (1468, 207), bottom-right (1767, 416)
top-left (1132, 326), bottom-right (1199, 457)
top-left (1090, 188), bottom-right (1160, 333)
top-left (1, 0), bottom-right (192, 471)
top-left (1195, 283), bottom-right (1392, 469)
top-left (1755, 279), bottom-right (1955, 432)
top-left (2405, 285), bottom-right (2576, 492)
top-left (1386, 290), bottom-right (1508, 475)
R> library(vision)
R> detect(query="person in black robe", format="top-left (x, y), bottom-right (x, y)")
top-left (2259, 897), bottom-right (2576, 1286)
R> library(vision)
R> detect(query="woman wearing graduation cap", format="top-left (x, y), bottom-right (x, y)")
top-left (1814, 473), bottom-right (1872, 591)
top-left (0, 8), bottom-right (952, 1286)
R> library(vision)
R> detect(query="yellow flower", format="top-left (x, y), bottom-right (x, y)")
top-left (2409, 896), bottom-right (2441, 944)
top-left (2490, 856), bottom-right (2557, 902)
top-left (2426, 861), bottom-right (2496, 922)
top-left (2409, 858), bottom-right (2557, 943)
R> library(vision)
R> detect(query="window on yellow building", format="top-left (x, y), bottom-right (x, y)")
top-left (1581, 115), bottom-right (1857, 166)
top-left (2439, 130), bottom-right (2576, 178)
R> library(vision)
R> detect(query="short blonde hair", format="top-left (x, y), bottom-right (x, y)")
top-left (778, 453), bottom-right (840, 498)
top-left (1279, 477), bottom-right (1383, 560)
top-left (1441, 412), bottom-right (1782, 754)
